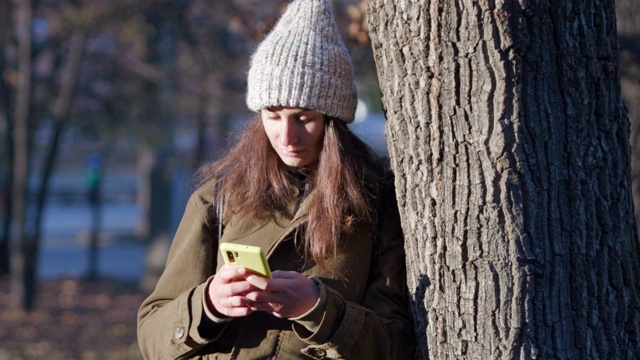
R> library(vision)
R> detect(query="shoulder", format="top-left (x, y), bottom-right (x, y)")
top-left (192, 177), bottom-right (216, 204)
top-left (188, 177), bottom-right (219, 225)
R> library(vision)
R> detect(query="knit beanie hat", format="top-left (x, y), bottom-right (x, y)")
top-left (246, 0), bottom-right (357, 123)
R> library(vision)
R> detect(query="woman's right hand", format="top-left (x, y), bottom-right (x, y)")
top-left (206, 265), bottom-right (259, 317)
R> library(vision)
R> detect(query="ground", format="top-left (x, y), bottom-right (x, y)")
top-left (0, 277), bottom-right (147, 360)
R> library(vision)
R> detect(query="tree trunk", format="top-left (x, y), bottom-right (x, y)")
top-left (10, 0), bottom-right (32, 310)
top-left (139, 1), bottom-right (179, 290)
top-left (31, 29), bottom-right (85, 287)
top-left (368, 1), bottom-right (640, 359)
top-left (0, 0), bottom-right (14, 276)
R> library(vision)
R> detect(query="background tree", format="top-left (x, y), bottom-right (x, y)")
top-left (368, 1), bottom-right (640, 359)
top-left (0, 0), bottom-right (15, 276)
top-left (9, 0), bottom-right (33, 310)
top-left (5, 0), bottom-right (154, 309)
top-left (617, 0), bottom-right (640, 238)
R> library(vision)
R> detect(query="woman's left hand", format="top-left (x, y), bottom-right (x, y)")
top-left (243, 271), bottom-right (320, 318)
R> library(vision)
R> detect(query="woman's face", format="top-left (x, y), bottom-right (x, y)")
top-left (261, 107), bottom-right (325, 168)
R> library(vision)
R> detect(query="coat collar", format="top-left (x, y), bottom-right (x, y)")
top-left (265, 186), bottom-right (316, 257)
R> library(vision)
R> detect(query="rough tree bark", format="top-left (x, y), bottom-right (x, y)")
top-left (368, 1), bottom-right (640, 359)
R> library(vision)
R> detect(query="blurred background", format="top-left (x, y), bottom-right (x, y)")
top-left (0, 0), bottom-right (382, 359)
top-left (0, 0), bottom-right (638, 359)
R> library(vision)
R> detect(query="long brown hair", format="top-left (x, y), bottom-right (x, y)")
top-left (196, 114), bottom-right (383, 267)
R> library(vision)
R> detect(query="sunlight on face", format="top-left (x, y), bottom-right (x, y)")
top-left (261, 107), bottom-right (325, 168)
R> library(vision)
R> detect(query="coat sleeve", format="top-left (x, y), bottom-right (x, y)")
top-left (292, 176), bottom-right (416, 360)
top-left (137, 189), bottom-right (225, 360)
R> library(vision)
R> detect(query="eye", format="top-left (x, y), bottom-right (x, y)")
top-left (297, 113), bottom-right (317, 123)
top-left (264, 113), bottom-right (279, 121)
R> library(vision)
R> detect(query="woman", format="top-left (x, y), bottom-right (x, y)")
top-left (137, 0), bottom-right (415, 358)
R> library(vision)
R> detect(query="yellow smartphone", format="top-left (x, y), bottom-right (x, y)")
top-left (220, 243), bottom-right (272, 278)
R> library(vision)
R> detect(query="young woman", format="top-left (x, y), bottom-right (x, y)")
top-left (137, 1), bottom-right (415, 358)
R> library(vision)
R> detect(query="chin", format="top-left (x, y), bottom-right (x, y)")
top-left (283, 160), bottom-right (307, 167)
top-left (278, 156), bottom-right (308, 168)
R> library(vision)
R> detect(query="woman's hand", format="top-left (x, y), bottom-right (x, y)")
top-left (206, 265), bottom-right (260, 317)
top-left (243, 271), bottom-right (320, 318)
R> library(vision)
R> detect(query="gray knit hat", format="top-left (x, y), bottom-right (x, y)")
top-left (246, 0), bottom-right (357, 123)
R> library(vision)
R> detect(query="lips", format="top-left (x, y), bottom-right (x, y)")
top-left (282, 149), bottom-right (304, 157)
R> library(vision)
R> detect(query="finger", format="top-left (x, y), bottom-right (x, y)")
top-left (217, 267), bottom-right (249, 282)
top-left (223, 296), bottom-right (257, 316)
top-left (270, 270), bottom-right (302, 279)
top-left (245, 299), bottom-right (284, 313)
top-left (228, 295), bottom-right (249, 308)
top-left (234, 295), bottom-right (259, 308)
top-left (247, 301), bottom-right (276, 312)
top-left (226, 280), bottom-right (259, 296)
top-left (243, 289), bottom-right (289, 307)
top-left (244, 274), bottom-right (273, 290)
top-left (226, 305), bottom-right (253, 317)
top-left (244, 289), bottom-right (271, 302)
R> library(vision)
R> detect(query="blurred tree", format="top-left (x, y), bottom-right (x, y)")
top-left (6, 0), bottom-right (150, 307)
top-left (617, 0), bottom-right (640, 241)
top-left (369, 1), bottom-right (640, 358)
top-left (8, 0), bottom-right (91, 309)
top-left (176, 0), bottom-right (260, 165)
top-left (31, 6), bottom-right (86, 291)
top-left (135, 0), bottom-right (182, 287)
top-left (0, 0), bottom-right (15, 276)
top-left (10, 0), bottom-right (33, 310)
top-left (338, 0), bottom-right (382, 112)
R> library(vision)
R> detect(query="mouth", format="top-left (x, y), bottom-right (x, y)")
top-left (282, 149), bottom-right (304, 157)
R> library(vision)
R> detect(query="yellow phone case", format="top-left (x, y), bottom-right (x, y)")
top-left (220, 243), bottom-right (272, 278)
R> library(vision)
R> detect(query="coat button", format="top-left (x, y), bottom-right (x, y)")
top-left (308, 348), bottom-right (326, 358)
top-left (174, 325), bottom-right (185, 339)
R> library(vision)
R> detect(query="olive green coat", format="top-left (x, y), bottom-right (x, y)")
top-left (137, 176), bottom-right (415, 359)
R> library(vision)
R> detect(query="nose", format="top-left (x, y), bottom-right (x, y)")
top-left (279, 118), bottom-right (297, 146)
